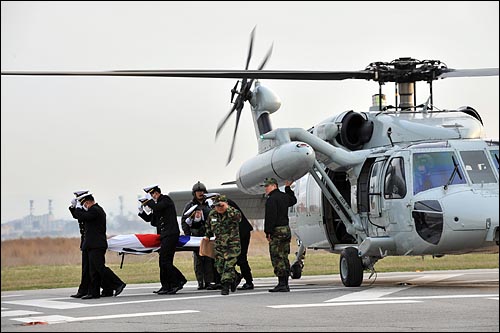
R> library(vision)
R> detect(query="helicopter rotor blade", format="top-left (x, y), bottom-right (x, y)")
top-left (246, 43), bottom-right (274, 93)
top-left (245, 27), bottom-right (255, 71)
top-left (216, 101), bottom-right (239, 139)
top-left (226, 105), bottom-right (243, 165)
top-left (240, 27), bottom-right (255, 91)
top-left (1, 69), bottom-right (375, 81)
top-left (439, 68), bottom-right (499, 78)
top-left (223, 40), bottom-right (274, 163)
top-left (257, 43), bottom-right (273, 71)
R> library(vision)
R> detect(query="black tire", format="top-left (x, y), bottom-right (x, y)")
top-left (290, 263), bottom-right (302, 279)
top-left (339, 247), bottom-right (364, 287)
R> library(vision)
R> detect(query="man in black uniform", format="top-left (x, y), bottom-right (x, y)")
top-left (181, 181), bottom-right (215, 290)
top-left (69, 190), bottom-right (114, 298)
top-left (138, 193), bottom-right (163, 294)
top-left (69, 193), bottom-right (126, 299)
top-left (142, 184), bottom-right (187, 295)
top-left (263, 178), bottom-right (297, 292)
top-left (69, 190), bottom-right (91, 298)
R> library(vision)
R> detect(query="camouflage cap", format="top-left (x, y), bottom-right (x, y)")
top-left (212, 194), bottom-right (228, 205)
top-left (262, 177), bottom-right (278, 186)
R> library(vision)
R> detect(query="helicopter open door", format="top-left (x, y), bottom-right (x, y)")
top-left (321, 170), bottom-right (356, 246)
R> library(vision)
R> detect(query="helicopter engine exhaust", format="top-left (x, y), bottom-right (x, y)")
top-left (236, 141), bottom-right (315, 194)
top-left (337, 111), bottom-right (374, 151)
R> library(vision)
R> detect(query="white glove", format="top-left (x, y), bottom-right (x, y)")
top-left (185, 217), bottom-right (192, 226)
top-left (83, 205), bottom-right (88, 211)
top-left (70, 198), bottom-right (77, 208)
top-left (145, 193), bottom-right (153, 200)
top-left (138, 205), bottom-right (144, 214)
top-left (144, 206), bottom-right (152, 214)
top-left (76, 201), bottom-right (82, 209)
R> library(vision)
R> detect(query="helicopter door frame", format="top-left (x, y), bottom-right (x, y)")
top-left (367, 158), bottom-right (386, 218)
top-left (382, 153), bottom-right (413, 231)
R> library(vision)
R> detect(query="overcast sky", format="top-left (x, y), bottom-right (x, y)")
top-left (1, 1), bottom-right (498, 222)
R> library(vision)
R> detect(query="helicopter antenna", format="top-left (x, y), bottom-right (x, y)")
top-left (387, 127), bottom-right (394, 147)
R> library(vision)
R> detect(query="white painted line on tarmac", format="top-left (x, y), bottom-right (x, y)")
top-left (11, 310), bottom-right (199, 325)
top-left (1, 310), bottom-right (42, 317)
top-left (325, 286), bottom-right (411, 302)
top-left (3, 299), bottom-right (91, 309)
top-left (406, 274), bottom-right (462, 284)
top-left (269, 300), bottom-right (421, 308)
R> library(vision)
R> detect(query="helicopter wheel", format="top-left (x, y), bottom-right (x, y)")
top-left (339, 247), bottom-right (364, 287)
top-left (290, 262), bottom-right (303, 279)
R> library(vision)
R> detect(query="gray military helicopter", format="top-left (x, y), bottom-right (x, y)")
top-left (3, 30), bottom-right (498, 287)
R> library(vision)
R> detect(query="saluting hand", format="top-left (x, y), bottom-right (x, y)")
top-left (285, 180), bottom-right (294, 187)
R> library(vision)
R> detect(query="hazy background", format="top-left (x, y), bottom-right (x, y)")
top-left (1, 1), bottom-right (498, 222)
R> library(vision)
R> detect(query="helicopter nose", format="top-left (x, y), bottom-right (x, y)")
top-left (441, 189), bottom-right (499, 233)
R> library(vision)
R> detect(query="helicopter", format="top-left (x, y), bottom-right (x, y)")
top-left (2, 31), bottom-right (499, 287)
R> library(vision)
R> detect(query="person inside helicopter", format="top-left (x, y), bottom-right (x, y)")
top-left (413, 154), bottom-right (435, 194)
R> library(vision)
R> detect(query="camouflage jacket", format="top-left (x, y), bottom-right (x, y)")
top-left (206, 206), bottom-right (241, 244)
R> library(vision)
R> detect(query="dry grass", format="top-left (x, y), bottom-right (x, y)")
top-left (1, 232), bottom-right (271, 267)
top-left (1, 232), bottom-right (498, 291)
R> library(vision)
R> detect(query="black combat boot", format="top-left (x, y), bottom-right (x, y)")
top-left (284, 275), bottom-right (290, 292)
top-left (221, 283), bottom-right (230, 295)
top-left (231, 273), bottom-right (242, 292)
top-left (268, 276), bottom-right (288, 292)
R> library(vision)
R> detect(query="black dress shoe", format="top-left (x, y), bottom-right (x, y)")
top-left (70, 292), bottom-right (86, 298)
top-left (81, 294), bottom-right (100, 299)
top-left (167, 280), bottom-right (186, 294)
top-left (206, 283), bottom-right (222, 290)
top-left (114, 283), bottom-right (126, 297)
top-left (101, 290), bottom-right (114, 297)
top-left (157, 289), bottom-right (172, 295)
top-left (153, 288), bottom-right (164, 294)
top-left (237, 282), bottom-right (254, 290)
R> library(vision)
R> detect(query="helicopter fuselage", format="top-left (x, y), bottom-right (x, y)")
top-left (289, 137), bottom-right (499, 258)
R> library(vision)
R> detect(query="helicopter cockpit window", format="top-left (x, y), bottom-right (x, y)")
top-left (413, 152), bottom-right (466, 195)
top-left (384, 157), bottom-right (406, 199)
top-left (459, 151), bottom-right (498, 184)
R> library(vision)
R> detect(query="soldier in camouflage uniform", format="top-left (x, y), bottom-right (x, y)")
top-left (204, 195), bottom-right (242, 295)
top-left (263, 178), bottom-right (297, 292)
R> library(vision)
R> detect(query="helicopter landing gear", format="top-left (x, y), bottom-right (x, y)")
top-left (290, 239), bottom-right (306, 279)
top-left (340, 247), bottom-right (364, 287)
top-left (290, 261), bottom-right (303, 279)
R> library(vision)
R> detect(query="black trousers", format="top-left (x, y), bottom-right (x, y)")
top-left (87, 248), bottom-right (123, 297)
top-left (77, 249), bottom-right (90, 295)
top-left (193, 251), bottom-right (215, 286)
top-left (159, 235), bottom-right (187, 289)
top-left (236, 230), bottom-right (253, 283)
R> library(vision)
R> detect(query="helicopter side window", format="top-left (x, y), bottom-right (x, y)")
top-left (459, 151), bottom-right (497, 184)
top-left (489, 149), bottom-right (499, 172)
top-left (384, 157), bottom-right (407, 199)
top-left (413, 152), bottom-right (466, 195)
top-left (368, 160), bottom-right (384, 215)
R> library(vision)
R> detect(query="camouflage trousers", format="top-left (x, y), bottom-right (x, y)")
top-left (269, 225), bottom-right (291, 277)
top-left (214, 241), bottom-right (241, 284)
